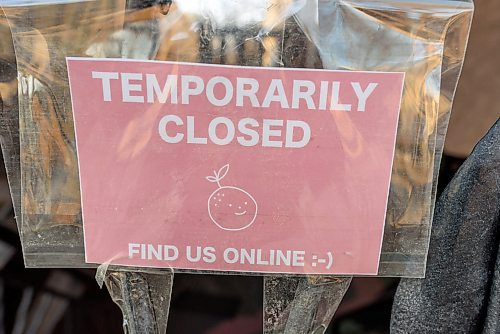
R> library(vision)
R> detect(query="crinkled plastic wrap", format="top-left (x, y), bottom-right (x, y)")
top-left (0, 0), bottom-right (473, 278)
top-left (0, 8), bottom-right (20, 228)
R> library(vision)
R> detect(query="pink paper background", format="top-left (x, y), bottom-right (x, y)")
top-left (67, 58), bottom-right (404, 275)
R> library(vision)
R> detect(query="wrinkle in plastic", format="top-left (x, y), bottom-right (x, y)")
top-left (0, 0), bottom-right (474, 278)
top-left (0, 8), bottom-right (20, 229)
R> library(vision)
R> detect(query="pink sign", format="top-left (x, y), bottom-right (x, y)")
top-left (67, 58), bottom-right (404, 275)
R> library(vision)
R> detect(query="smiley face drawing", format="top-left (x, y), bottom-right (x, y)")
top-left (206, 164), bottom-right (258, 231)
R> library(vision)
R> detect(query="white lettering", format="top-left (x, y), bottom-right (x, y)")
top-left (206, 76), bottom-right (233, 106)
top-left (352, 82), bottom-right (378, 112)
top-left (121, 72), bottom-right (144, 103)
top-left (262, 79), bottom-right (289, 108)
top-left (224, 248), bottom-right (239, 264)
top-left (292, 251), bottom-right (305, 266)
top-left (128, 243), bottom-right (140, 259)
top-left (262, 119), bottom-right (283, 148)
top-left (146, 74), bottom-right (178, 104)
top-left (92, 71), bottom-right (119, 101)
top-left (285, 120), bottom-right (311, 148)
top-left (330, 81), bottom-right (351, 111)
top-left (208, 117), bottom-right (235, 145)
top-left (186, 246), bottom-right (202, 262)
top-left (318, 81), bottom-right (329, 110)
top-left (187, 116), bottom-right (207, 144)
top-left (181, 75), bottom-right (204, 104)
top-left (237, 118), bottom-right (260, 147)
top-left (159, 115), bottom-right (184, 143)
top-left (203, 247), bottom-right (216, 263)
top-left (236, 77), bottom-right (260, 107)
top-left (292, 80), bottom-right (316, 109)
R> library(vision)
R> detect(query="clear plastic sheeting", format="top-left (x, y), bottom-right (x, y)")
top-left (0, 8), bottom-right (20, 230)
top-left (295, 0), bottom-right (474, 276)
top-left (0, 0), bottom-right (473, 277)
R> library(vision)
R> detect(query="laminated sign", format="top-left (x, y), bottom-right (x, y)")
top-left (67, 58), bottom-right (404, 275)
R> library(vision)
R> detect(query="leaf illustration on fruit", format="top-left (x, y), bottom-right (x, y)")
top-left (206, 164), bottom-right (258, 231)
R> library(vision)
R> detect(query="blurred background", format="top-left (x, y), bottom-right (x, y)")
top-left (0, 0), bottom-right (498, 333)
